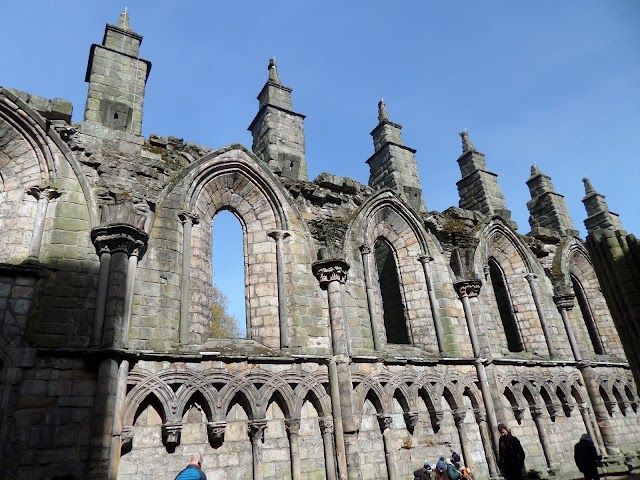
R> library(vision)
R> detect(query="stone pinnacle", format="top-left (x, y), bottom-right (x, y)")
top-left (582, 177), bottom-right (596, 195)
top-left (118, 8), bottom-right (131, 31)
top-left (268, 58), bottom-right (280, 84)
top-left (459, 130), bottom-right (475, 153)
top-left (530, 164), bottom-right (541, 176)
top-left (378, 99), bottom-right (389, 122)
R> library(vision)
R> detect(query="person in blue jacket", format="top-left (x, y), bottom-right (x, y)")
top-left (175, 453), bottom-right (207, 480)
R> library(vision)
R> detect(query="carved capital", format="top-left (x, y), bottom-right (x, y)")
top-left (312, 259), bottom-right (350, 288)
top-left (417, 254), bottom-right (434, 265)
top-left (554, 294), bottom-right (576, 311)
top-left (319, 417), bottom-right (334, 435)
top-left (248, 419), bottom-right (268, 442)
top-left (530, 405), bottom-right (544, 419)
top-left (578, 402), bottom-right (591, 415)
top-left (26, 185), bottom-right (62, 202)
top-left (207, 421), bottom-right (227, 445)
top-left (285, 418), bottom-right (301, 437)
top-left (162, 421), bottom-right (182, 447)
top-left (547, 404), bottom-right (561, 420)
top-left (121, 426), bottom-right (134, 450)
top-left (178, 210), bottom-right (199, 226)
top-left (91, 224), bottom-right (149, 258)
top-left (377, 413), bottom-right (393, 433)
top-left (454, 279), bottom-right (483, 299)
top-left (453, 409), bottom-right (467, 425)
top-left (432, 410), bottom-right (444, 428)
top-left (268, 230), bottom-right (291, 242)
top-left (359, 244), bottom-right (371, 255)
top-left (474, 409), bottom-right (487, 424)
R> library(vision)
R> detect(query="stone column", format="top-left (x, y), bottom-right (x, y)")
top-left (377, 414), bottom-right (396, 480)
top-left (249, 419), bottom-right (268, 480)
top-left (530, 405), bottom-right (555, 472)
top-left (92, 247), bottom-right (112, 347)
top-left (554, 294), bottom-right (581, 360)
top-left (578, 362), bottom-right (620, 455)
top-left (454, 279), bottom-right (501, 460)
top-left (313, 259), bottom-right (361, 480)
top-left (453, 409), bottom-right (473, 469)
top-left (525, 273), bottom-right (556, 357)
top-left (91, 224), bottom-right (148, 349)
top-left (578, 402), bottom-right (604, 455)
top-left (286, 418), bottom-right (302, 480)
top-left (108, 359), bottom-right (130, 480)
top-left (26, 186), bottom-right (61, 258)
top-left (269, 230), bottom-right (291, 348)
top-left (178, 211), bottom-right (199, 344)
top-left (319, 417), bottom-right (338, 480)
top-left (475, 409), bottom-right (498, 476)
top-left (418, 255), bottom-right (444, 352)
top-left (360, 245), bottom-right (382, 350)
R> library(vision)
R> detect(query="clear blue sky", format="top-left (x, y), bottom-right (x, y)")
top-left (3, 1), bottom-right (638, 323)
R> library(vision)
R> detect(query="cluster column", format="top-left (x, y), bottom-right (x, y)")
top-left (377, 414), bottom-right (396, 480)
top-left (249, 419), bottom-right (268, 480)
top-left (313, 259), bottom-right (361, 480)
top-left (530, 406), bottom-right (555, 473)
top-left (319, 417), bottom-right (338, 480)
top-left (286, 418), bottom-right (302, 480)
top-left (525, 273), bottom-right (556, 356)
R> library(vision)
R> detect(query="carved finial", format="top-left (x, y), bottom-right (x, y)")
top-left (582, 177), bottom-right (596, 195)
top-left (531, 164), bottom-right (541, 176)
top-left (378, 99), bottom-right (389, 122)
top-left (268, 58), bottom-right (280, 84)
top-left (459, 130), bottom-right (475, 153)
top-left (118, 8), bottom-right (131, 31)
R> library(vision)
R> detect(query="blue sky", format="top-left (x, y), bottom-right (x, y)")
top-left (3, 1), bottom-right (638, 323)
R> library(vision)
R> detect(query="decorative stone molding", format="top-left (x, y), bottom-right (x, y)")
top-left (377, 413), bottom-right (393, 433)
top-left (454, 279), bottom-right (483, 299)
top-left (604, 401), bottom-right (618, 416)
top-left (91, 224), bottom-right (149, 258)
top-left (553, 294), bottom-right (576, 310)
top-left (178, 210), bottom-right (200, 225)
top-left (162, 421), bottom-right (182, 448)
top-left (547, 404), bottom-right (561, 421)
top-left (207, 421), bottom-right (227, 446)
top-left (474, 409), bottom-right (487, 424)
top-left (359, 244), bottom-right (371, 255)
top-left (312, 259), bottom-right (350, 289)
top-left (432, 410), bottom-right (444, 430)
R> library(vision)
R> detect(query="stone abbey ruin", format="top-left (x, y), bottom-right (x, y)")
top-left (2, 11), bottom-right (640, 480)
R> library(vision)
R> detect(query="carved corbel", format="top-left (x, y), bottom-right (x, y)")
top-left (207, 420), bottom-right (227, 447)
top-left (604, 401), bottom-right (617, 416)
top-left (430, 410), bottom-right (444, 432)
top-left (403, 411), bottom-right (419, 434)
top-left (562, 403), bottom-right (576, 417)
top-left (121, 426), bottom-right (134, 453)
top-left (285, 418), bottom-right (301, 438)
top-left (248, 418), bottom-right (268, 443)
top-left (377, 413), bottom-right (393, 433)
top-left (319, 416), bottom-right (334, 436)
top-left (452, 409), bottom-right (467, 426)
top-left (513, 406), bottom-right (526, 423)
top-left (547, 404), bottom-right (561, 421)
top-left (162, 421), bottom-right (182, 449)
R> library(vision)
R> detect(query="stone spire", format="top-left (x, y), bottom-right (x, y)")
top-left (582, 177), bottom-right (622, 232)
top-left (366, 100), bottom-right (426, 211)
top-left (248, 59), bottom-right (307, 181)
top-left (455, 131), bottom-right (514, 225)
top-left (526, 164), bottom-right (577, 239)
top-left (82, 11), bottom-right (151, 137)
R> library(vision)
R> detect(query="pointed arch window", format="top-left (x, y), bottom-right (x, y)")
top-left (488, 257), bottom-right (523, 352)
top-left (374, 238), bottom-right (409, 344)
top-left (570, 275), bottom-right (604, 355)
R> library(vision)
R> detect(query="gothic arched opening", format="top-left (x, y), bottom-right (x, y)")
top-left (212, 210), bottom-right (247, 338)
top-left (570, 275), bottom-right (604, 355)
top-left (488, 258), bottom-right (523, 352)
top-left (374, 238), bottom-right (409, 344)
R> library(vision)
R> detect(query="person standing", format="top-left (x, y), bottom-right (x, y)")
top-left (414, 461), bottom-right (433, 480)
top-left (574, 434), bottom-right (601, 480)
top-left (497, 423), bottom-right (525, 480)
top-left (446, 452), bottom-right (462, 480)
top-left (175, 453), bottom-right (207, 480)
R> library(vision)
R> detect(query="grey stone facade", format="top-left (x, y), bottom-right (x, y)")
top-left (0, 12), bottom-right (639, 480)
